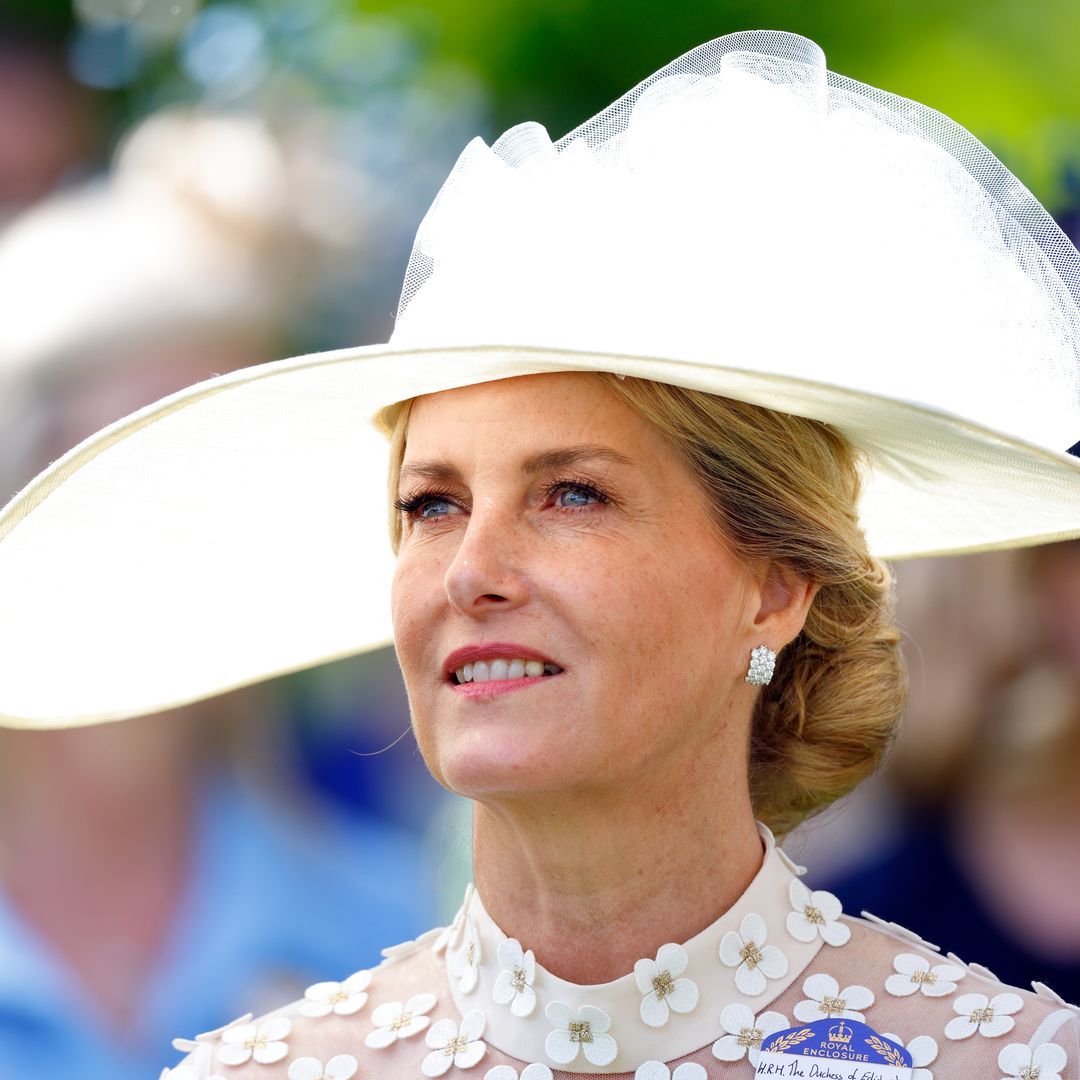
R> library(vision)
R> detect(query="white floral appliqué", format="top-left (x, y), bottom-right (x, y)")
top-left (300, 969), bottom-right (372, 1017)
top-left (287, 1055), bottom-right (359, 1080)
top-left (711, 1003), bottom-right (789, 1067)
top-left (719, 912), bottom-right (789, 996)
top-left (493, 937), bottom-right (537, 1017)
top-left (634, 1061), bottom-right (707, 1080)
top-left (885, 953), bottom-right (964, 999)
top-left (881, 1033), bottom-right (939, 1080)
top-left (794, 973), bottom-right (874, 1023)
top-left (1032, 981), bottom-right (1072, 1007)
top-left (775, 842), bottom-right (808, 877)
top-left (634, 942), bottom-right (699, 1027)
top-left (998, 1041), bottom-right (1068, 1080)
top-left (544, 1001), bottom-right (618, 1067)
top-left (452, 917), bottom-right (482, 993)
top-left (787, 879), bottom-right (851, 946)
top-left (381, 928), bottom-right (443, 964)
top-left (365, 993), bottom-right (437, 1048)
top-left (945, 992), bottom-right (1023, 1040)
top-left (484, 1065), bottom-right (552, 1080)
top-left (422, 1009), bottom-right (487, 1077)
top-left (216, 1017), bottom-right (292, 1066)
top-left (171, 1013), bottom-right (255, 1054)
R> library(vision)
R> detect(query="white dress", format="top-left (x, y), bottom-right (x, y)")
top-left (162, 823), bottom-right (1080, 1080)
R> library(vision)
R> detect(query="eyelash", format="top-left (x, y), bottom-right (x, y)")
top-left (393, 476), bottom-right (611, 523)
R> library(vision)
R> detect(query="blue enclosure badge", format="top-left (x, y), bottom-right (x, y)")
top-left (754, 1018), bottom-right (913, 1080)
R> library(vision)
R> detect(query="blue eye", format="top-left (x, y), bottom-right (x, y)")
top-left (393, 489), bottom-right (460, 520)
top-left (552, 482), bottom-right (606, 508)
top-left (394, 478), bottom-right (611, 524)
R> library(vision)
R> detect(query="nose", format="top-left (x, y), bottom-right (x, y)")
top-left (443, 495), bottom-right (530, 616)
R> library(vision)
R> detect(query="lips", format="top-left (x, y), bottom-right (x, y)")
top-left (443, 641), bottom-right (562, 681)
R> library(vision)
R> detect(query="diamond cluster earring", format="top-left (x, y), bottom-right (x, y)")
top-left (745, 644), bottom-right (776, 686)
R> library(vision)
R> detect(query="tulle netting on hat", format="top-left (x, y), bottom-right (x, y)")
top-left (390, 30), bottom-right (1080, 456)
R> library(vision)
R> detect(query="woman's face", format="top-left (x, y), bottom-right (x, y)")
top-left (390, 371), bottom-right (775, 801)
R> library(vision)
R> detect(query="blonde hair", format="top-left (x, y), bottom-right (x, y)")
top-left (378, 373), bottom-right (906, 837)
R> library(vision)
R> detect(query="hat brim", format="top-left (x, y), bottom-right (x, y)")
top-left (2, 340), bottom-right (1079, 729)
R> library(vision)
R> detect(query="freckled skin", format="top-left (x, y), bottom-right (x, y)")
top-left (391, 371), bottom-right (817, 983)
top-left (391, 371), bottom-right (787, 801)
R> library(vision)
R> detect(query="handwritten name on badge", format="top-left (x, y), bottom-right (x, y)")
top-left (753, 1018), bottom-right (913, 1080)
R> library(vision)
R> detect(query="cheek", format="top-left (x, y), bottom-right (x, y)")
top-left (551, 546), bottom-right (663, 685)
top-left (390, 558), bottom-right (449, 779)
top-left (603, 542), bottom-right (735, 651)
top-left (390, 557), bottom-right (435, 681)
top-left (575, 546), bottom-right (724, 708)
top-left (613, 545), bottom-right (748, 717)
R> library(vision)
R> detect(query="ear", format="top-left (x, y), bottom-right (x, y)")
top-left (747, 561), bottom-right (819, 651)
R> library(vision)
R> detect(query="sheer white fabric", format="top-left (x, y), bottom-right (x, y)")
top-left (163, 826), bottom-right (1080, 1080)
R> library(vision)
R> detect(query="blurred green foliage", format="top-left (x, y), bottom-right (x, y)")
top-left (0, 0), bottom-right (73, 37)
top-left (7, 0), bottom-right (1080, 210)
top-left (362, 0), bottom-right (1080, 212)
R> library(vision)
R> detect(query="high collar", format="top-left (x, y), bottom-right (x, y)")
top-left (441, 822), bottom-right (830, 1072)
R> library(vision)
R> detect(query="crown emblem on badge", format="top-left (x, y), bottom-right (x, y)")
top-left (828, 1021), bottom-right (853, 1044)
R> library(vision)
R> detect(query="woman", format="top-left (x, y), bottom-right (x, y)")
top-left (0, 28), bottom-right (1078, 1080)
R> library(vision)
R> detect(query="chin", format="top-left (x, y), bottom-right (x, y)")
top-left (429, 727), bottom-right (596, 801)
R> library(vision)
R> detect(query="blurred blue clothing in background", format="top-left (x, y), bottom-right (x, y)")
top-left (818, 812), bottom-right (1080, 1006)
top-left (0, 764), bottom-right (435, 1080)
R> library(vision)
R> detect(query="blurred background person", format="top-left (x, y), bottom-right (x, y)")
top-left (802, 545), bottom-right (1080, 1005)
top-left (0, 7), bottom-right (491, 1075)
top-left (0, 108), bottom-right (442, 1080)
top-left (0, 14), bottom-right (102, 223)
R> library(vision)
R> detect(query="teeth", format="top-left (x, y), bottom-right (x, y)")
top-left (452, 657), bottom-right (563, 684)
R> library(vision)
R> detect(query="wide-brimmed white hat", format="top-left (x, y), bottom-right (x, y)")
top-left (2, 28), bottom-right (1079, 729)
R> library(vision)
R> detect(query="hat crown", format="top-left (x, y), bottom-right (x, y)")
top-left (390, 29), bottom-right (1080, 454)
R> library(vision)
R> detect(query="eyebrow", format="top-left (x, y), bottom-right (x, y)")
top-left (399, 444), bottom-right (636, 486)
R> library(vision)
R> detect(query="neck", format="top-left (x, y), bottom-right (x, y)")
top-left (471, 749), bottom-right (763, 984)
